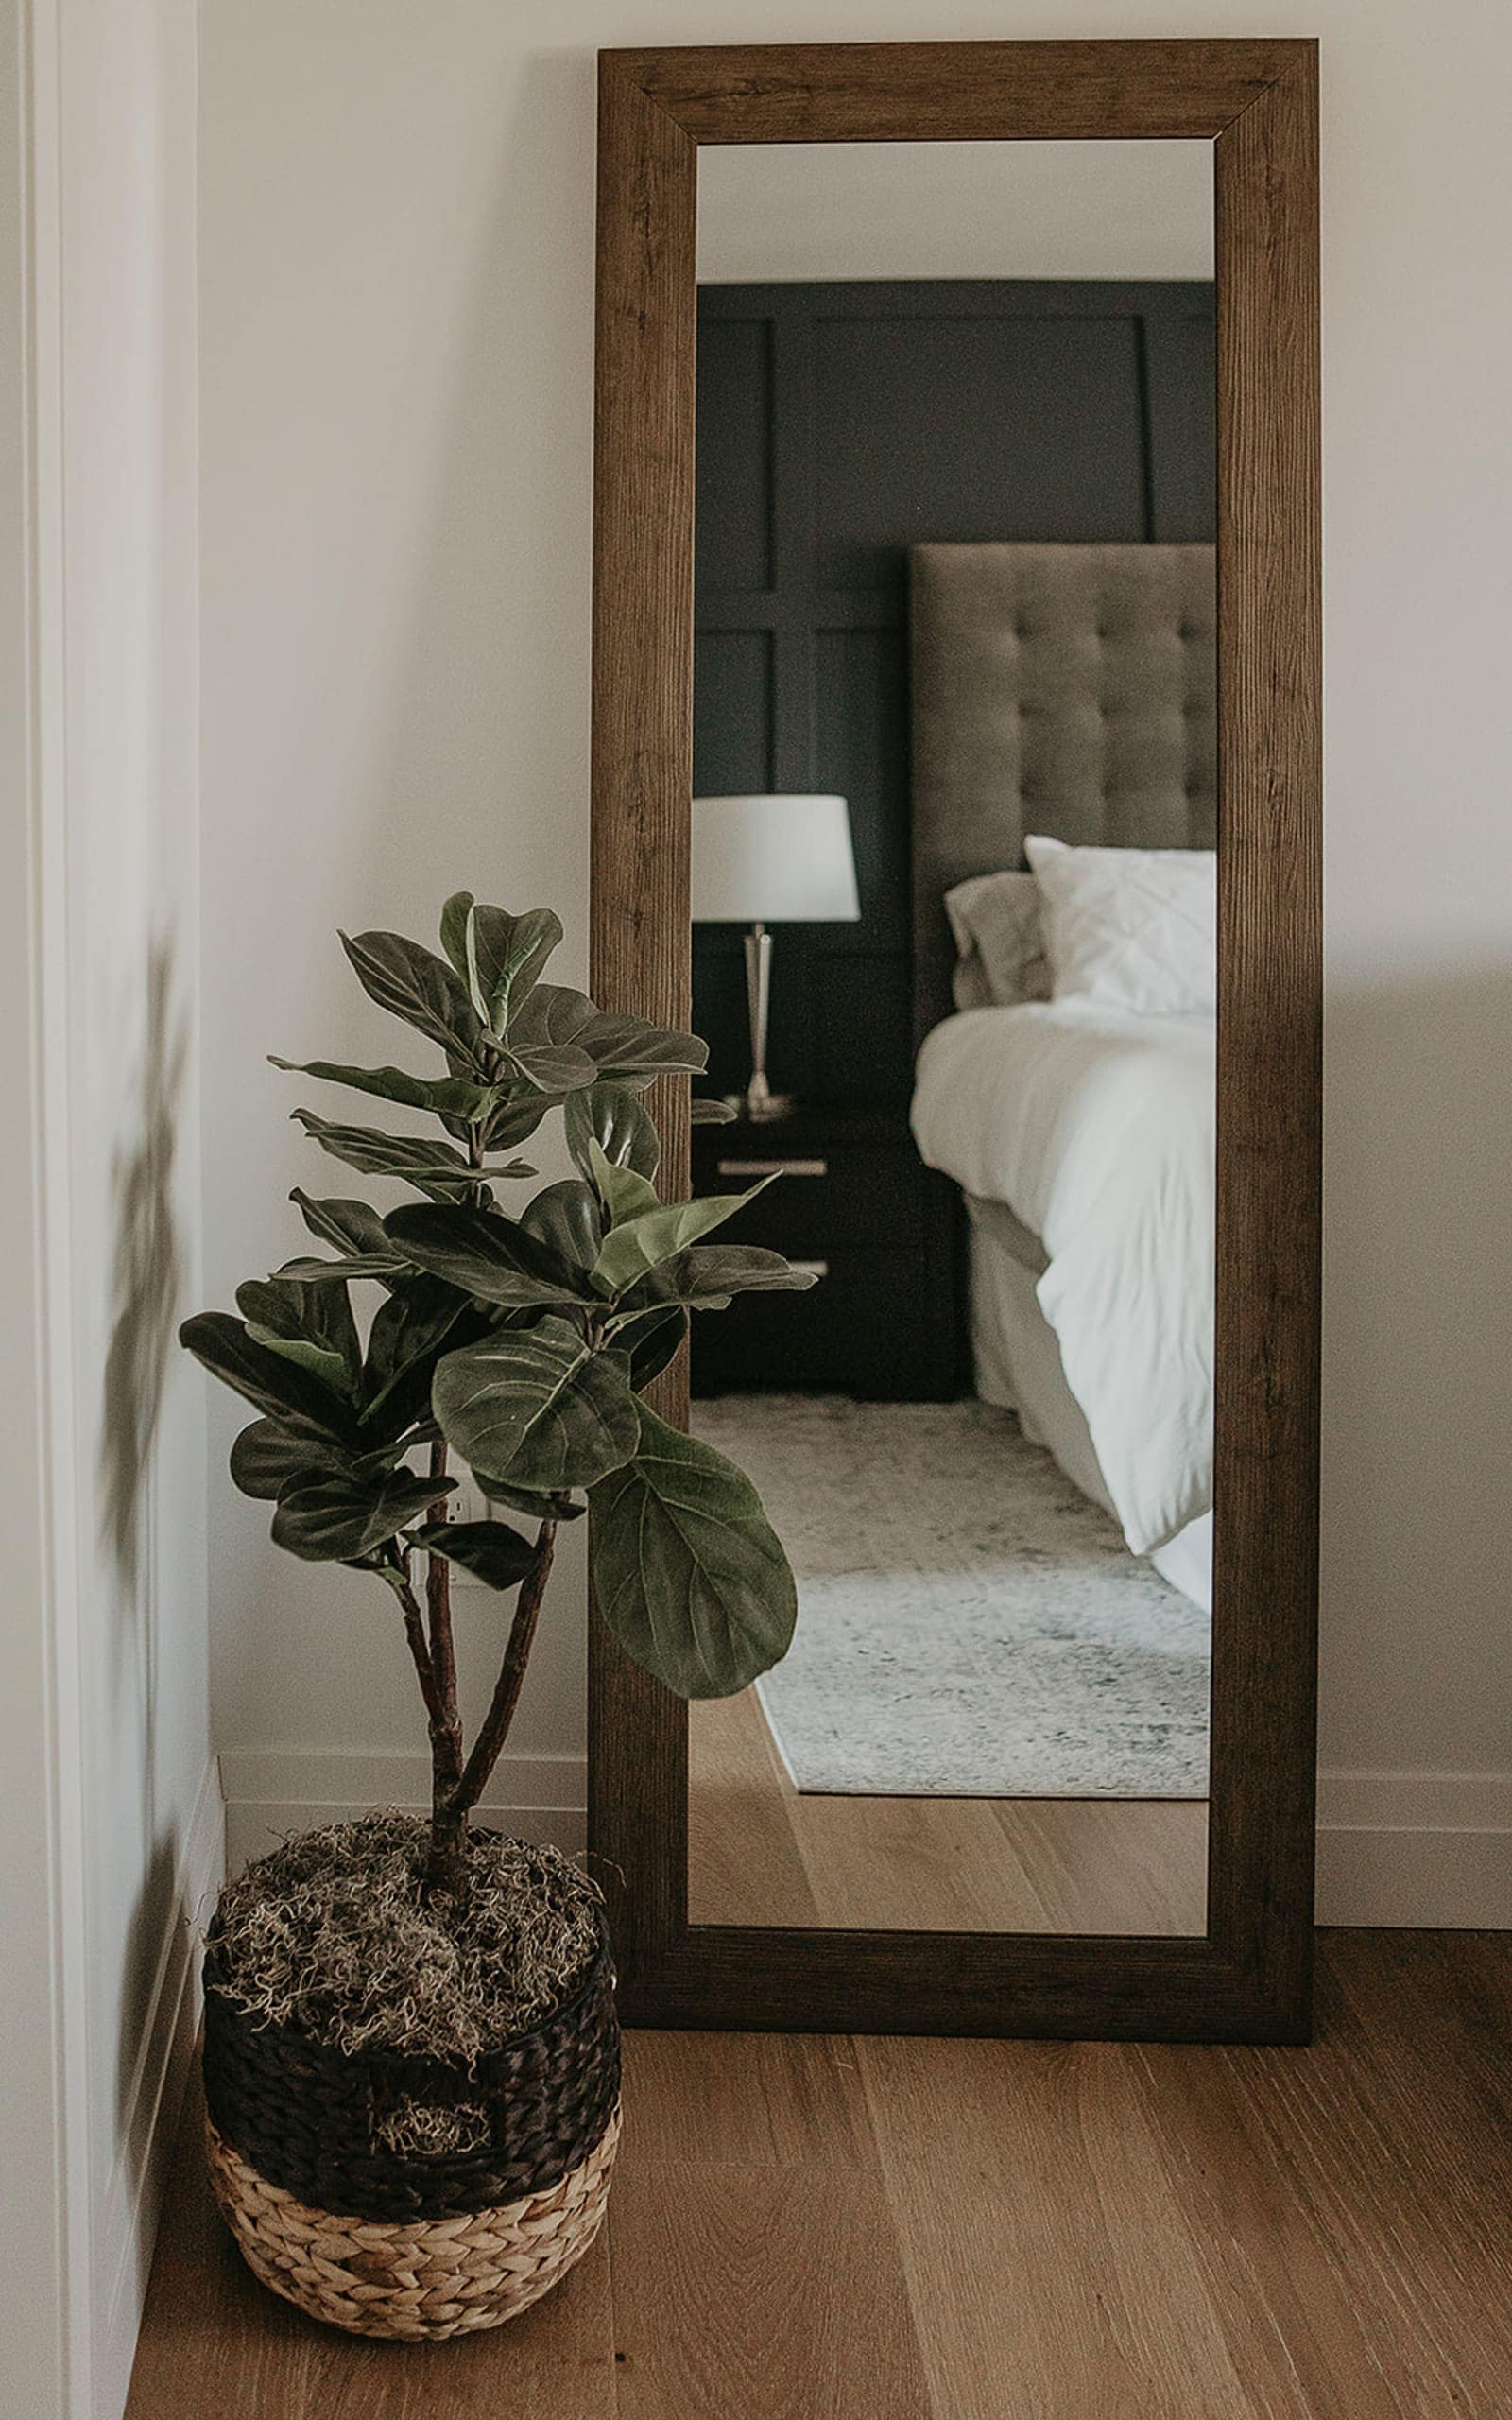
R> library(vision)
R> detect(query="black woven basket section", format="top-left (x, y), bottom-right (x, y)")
top-left (203, 1913), bottom-right (619, 2223)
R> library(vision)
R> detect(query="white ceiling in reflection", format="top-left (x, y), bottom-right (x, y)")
top-left (697, 140), bottom-right (1213, 285)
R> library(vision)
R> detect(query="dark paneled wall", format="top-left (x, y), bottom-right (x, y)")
top-left (693, 279), bottom-right (1215, 1109)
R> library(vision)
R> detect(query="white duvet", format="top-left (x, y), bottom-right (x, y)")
top-left (911, 1001), bottom-right (1213, 1557)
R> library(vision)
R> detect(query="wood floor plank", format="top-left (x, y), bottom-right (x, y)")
top-left (860, 2035), bottom-right (1255, 2420)
top-left (793, 1789), bottom-right (1053, 1932)
top-left (991, 1798), bottom-right (1207, 1935)
top-left (688, 1688), bottom-right (823, 1927)
top-left (609, 2163), bottom-right (933, 2420)
top-left (302, 2241), bottom-right (618, 2420)
top-left (1140, 1928), bottom-right (1512, 2418)
top-left (620, 2026), bottom-right (878, 2171)
top-left (611, 2025), bottom-right (931, 2419)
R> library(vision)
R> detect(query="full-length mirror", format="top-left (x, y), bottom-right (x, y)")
top-left (686, 138), bottom-right (1217, 1938)
top-left (591, 39), bottom-right (1319, 2042)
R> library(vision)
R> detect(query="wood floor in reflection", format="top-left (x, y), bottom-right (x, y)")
top-left (688, 1684), bottom-right (1209, 1934)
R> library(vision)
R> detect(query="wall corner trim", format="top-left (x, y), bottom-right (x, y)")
top-left (98, 1756), bottom-right (225, 2420)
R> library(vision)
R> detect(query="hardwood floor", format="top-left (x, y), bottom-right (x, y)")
top-left (127, 1932), bottom-right (1512, 2419)
top-left (688, 1685), bottom-right (1209, 1934)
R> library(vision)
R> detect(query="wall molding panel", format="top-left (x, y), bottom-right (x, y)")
top-left (220, 1749), bottom-right (590, 1876)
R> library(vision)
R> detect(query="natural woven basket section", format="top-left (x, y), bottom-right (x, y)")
top-left (207, 2102), bottom-right (619, 2340)
top-left (203, 1924), bottom-right (620, 2223)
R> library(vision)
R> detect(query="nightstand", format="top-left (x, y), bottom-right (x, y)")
top-left (688, 1103), bottom-right (965, 1402)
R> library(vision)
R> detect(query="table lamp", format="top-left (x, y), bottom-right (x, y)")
top-left (691, 793), bottom-right (860, 1121)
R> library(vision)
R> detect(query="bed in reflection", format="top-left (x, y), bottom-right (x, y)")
top-left (912, 893), bottom-right (1214, 1616)
top-left (909, 542), bottom-right (1216, 1619)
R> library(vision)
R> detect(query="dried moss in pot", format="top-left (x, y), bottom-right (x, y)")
top-left (212, 1813), bottom-right (601, 2060)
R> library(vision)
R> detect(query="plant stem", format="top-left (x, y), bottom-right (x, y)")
top-left (424, 1438), bottom-right (464, 1879)
top-left (391, 1564), bottom-right (445, 1736)
top-left (423, 1119), bottom-right (552, 1903)
top-left (450, 1521), bottom-right (558, 1822)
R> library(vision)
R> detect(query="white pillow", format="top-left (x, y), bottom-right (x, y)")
top-left (1025, 835), bottom-right (1216, 1015)
top-left (944, 871), bottom-right (1051, 1011)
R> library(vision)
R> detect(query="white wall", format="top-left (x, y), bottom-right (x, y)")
top-left (198, 0), bottom-right (1512, 1922)
top-left (698, 139), bottom-right (1213, 283)
top-left (2, 4), bottom-right (215, 2413)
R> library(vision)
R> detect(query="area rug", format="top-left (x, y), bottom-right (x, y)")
top-left (691, 1395), bottom-right (1210, 1798)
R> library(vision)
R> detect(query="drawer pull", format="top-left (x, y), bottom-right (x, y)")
top-left (787, 1259), bottom-right (829, 1281)
top-left (717, 1156), bottom-right (828, 1178)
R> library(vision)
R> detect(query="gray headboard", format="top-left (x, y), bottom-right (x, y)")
top-left (909, 542), bottom-right (1216, 1041)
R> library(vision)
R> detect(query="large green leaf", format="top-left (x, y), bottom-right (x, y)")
top-left (271, 1468), bottom-right (453, 1563)
top-left (276, 1253), bottom-right (404, 1285)
top-left (561, 1001), bottom-right (709, 1082)
top-left (519, 1180), bottom-right (603, 1276)
top-left (270, 1056), bottom-right (500, 1121)
top-left (291, 1108), bottom-right (529, 1201)
top-left (665, 1244), bottom-right (818, 1308)
top-left (339, 929), bottom-right (488, 1063)
top-left (564, 1082), bottom-right (661, 1185)
top-left (180, 1311), bottom-right (358, 1435)
top-left (604, 1269), bottom-right (687, 1387)
top-left (625, 1303), bottom-right (687, 1391)
top-left (467, 904), bottom-right (564, 1035)
top-left (438, 891), bottom-right (475, 984)
top-left (479, 1088), bottom-right (560, 1154)
top-left (590, 1177), bottom-right (773, 1296)
top-left (589, 1405), bottom-right (797, 1697)
top-left (291, 1190), bottom-right (400, 1265)
top-left (236, 1273), bottom-right (362, 1398)
top-left (409, 1518), bottom-right (540, 1589)
top-left (229, 1417), bottom-right (366, 1501)
top-left (384, 1201), bottom-right (591, 1309)
top-left (361, 1274), bottom-right (477, 1433)
top-left (433, 1315), bottom-right (640, 1493)
top-left (586, 1137), bottom-right (661, 1228)
top-left (500, 984), bottom-right (602, 1092)
top-left (471, 1475), bottom-right (585, 1524)
top-left (505, 985), bottom-right (707, 1095)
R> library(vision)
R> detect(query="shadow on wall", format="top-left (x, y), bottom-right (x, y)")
top-left (1320, 963), bottom-right (1512, 1774)
top-left (100, 938), bottom-right (186, 1597)
top-left (98, 938), bottom-right (193, 2165)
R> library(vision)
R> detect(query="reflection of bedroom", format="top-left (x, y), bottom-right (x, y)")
top-left (685, 143), bottom-right (1216, 1913)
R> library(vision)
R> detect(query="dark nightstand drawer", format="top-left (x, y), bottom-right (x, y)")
top-left (690, 1246), bottom-right (948, 1402)
top-left (688, 1105), bottom-right (965, 1400)
top-left (694, 1142), bottom-right (929, 1253)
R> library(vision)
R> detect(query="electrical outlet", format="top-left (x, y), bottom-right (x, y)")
top-left (444, 1478), bottom-right (488, 1578)
top-left (448, 1478), bottom-right (485, 1528)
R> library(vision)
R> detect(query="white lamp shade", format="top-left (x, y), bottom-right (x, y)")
top-left (691, 794), bottom-right (861, 925)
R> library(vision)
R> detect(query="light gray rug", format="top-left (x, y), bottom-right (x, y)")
top-left (692, 1395), bottom-right (1210, 1799)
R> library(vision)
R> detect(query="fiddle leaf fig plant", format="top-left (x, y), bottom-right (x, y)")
top-left (181, 895), bottom-right (815, 1898)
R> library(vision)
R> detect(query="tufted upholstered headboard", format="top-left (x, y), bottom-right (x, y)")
top-left (909, 543), bottom-right (1216, 1042)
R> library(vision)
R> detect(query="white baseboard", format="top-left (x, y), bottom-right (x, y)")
top-left (1315, 1769), bottom-right (1512, 1927)
top-left (219, 1747), bottom-right (587, 1875)
top-left (97, 1757), bottom-right (225, 2420)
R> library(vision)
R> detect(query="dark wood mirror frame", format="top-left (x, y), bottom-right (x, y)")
top-left (589, 38), bottom-right (1320, 2043)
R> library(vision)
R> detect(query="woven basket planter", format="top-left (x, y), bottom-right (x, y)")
top-left (202, 1874), bottom-right (620, 2341)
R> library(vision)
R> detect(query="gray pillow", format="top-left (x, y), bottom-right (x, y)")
top-left (944, 871), bottom-right (1051, 1011)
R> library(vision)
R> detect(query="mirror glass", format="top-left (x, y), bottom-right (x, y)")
top-left (686, 140), bottom-right (1216, 1935)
